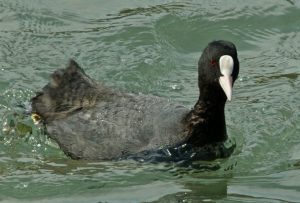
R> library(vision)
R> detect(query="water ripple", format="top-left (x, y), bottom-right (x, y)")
top-left (0, 0), bottom-right (300, 201)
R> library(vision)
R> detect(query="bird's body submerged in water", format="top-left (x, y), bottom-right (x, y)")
top-left (31, 40), bottom-right (239, 162)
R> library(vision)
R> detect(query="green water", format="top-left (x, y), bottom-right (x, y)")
top-left (1, 0), bottom-right (300, 202)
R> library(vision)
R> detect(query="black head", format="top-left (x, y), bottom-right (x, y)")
top-left (198, 40), bottom-right (239, 102)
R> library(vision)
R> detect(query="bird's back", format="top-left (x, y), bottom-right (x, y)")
top-left (31, 60), bottom-right (189, 160)
top-left (47, 93), bottom-right (189, 160)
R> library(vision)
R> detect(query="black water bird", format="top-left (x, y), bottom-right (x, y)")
top-left (31, 40), bottom-right (239, 162)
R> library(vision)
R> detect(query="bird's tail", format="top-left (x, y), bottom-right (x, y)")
top-left (31, 60), bottom-right (99, 123)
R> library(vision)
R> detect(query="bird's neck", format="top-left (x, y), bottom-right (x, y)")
top-left (183, 87), bottom-right (227, 146)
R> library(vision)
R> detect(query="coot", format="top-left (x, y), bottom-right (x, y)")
top-left (31, 40), bottom-right (239, 161)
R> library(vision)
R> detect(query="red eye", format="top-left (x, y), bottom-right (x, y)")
top-left (210, 59), bottom-right (217, 66)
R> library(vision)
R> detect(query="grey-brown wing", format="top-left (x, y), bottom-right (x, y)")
top-left (46, 94), bottom-right (189, 160)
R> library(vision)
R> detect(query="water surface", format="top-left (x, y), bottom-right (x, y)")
top-left (1, 0), bottom-right (300, 202)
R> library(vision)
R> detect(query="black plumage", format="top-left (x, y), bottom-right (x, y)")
top-left (31, 40), bottom-right (239, 161)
